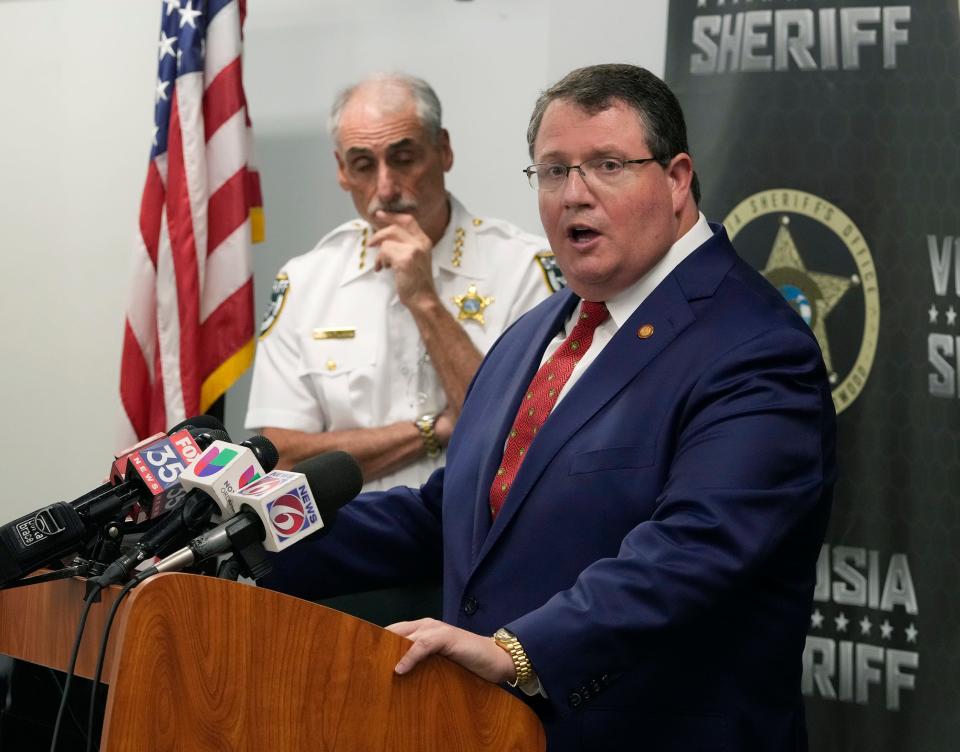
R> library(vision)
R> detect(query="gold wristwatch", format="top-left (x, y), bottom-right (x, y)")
top-left (493, 627), bottom-right (533, 688)
top-left (414, 413), bottom-right (442, 459)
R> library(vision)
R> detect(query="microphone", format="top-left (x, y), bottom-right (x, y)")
top-left (131, 427), bottom-right (232, 521)
top-left (140, 418), bottom-right (230, 512)
top-left (89, 435), bottom-right (281, 587)
top-left (0, 503), bottom-right (91, 585)
top-left (177, 435), bottom-right (279, 517)
top-left (106, 432), bottom-right (167, 486)
top-left (69, 418), bottom-right (224, 520)
top-left (0, 431), bottom-right (200, 585)
top-left (229, 452), bottom-right (361, 552)
top-left (133, 451), bottom-right (361, 583)
top-left (108, 423), bottom-right (225, 489)
top-left (77, 414), bottom-right (226, 510)
top-left (134, 512), bottom-right (268, 581)
top-left (71, 421), bottom-right (229, 516)
top-left (165, 414), bottom-right (227, 435)
top-left (0, 427), bottom-right (229, 586)
top-left (71, 427), bottom-right (228, 525)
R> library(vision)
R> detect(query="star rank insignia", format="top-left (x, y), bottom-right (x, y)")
top-left (453, 285), bottom-right (494, 325)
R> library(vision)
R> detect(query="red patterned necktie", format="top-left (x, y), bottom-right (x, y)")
top-left (489, 300), bottom-right (609, 518)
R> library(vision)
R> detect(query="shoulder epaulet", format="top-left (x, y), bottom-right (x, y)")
top-left (534, 249), bottom-right (566, 292)
top-left (472, 215), bottom-right (551, 249)
top-left (471, 215), bottom-right (527, 238)
top-left (313, 218), bottom-right (369, 251)
top-left (259, 219), bottom-right (368, 339)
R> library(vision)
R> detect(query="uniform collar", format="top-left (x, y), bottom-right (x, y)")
top-left (434, 194), bottom-right (485, 280)
top-left (338, 220), bottom-right (376, 287)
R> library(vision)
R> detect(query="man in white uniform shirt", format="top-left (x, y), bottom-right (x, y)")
top-left (246, 73), bottom-right (558, 491)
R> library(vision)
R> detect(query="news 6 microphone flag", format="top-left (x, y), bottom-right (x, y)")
top-left (666, 2), bottom-right (959, 750)
top-left (120, 0), bottom-right (265, 442)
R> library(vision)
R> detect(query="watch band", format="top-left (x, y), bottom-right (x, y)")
top-left (493, 627), bottom-right (534, 688)
top-left (414, 413), bottom-right (442, 459)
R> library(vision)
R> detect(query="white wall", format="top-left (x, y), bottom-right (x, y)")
top-left (0, 0), bottom-right (667, 521)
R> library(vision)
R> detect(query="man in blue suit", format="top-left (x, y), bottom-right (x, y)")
top-left (262, 64), bottom-right (835, 751)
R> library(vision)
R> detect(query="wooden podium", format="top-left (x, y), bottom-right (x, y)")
top-left (0, 573), bottom-right (545, 751)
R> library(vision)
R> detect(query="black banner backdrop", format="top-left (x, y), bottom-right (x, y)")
top-left (666, 2), bottom-right (960, 749)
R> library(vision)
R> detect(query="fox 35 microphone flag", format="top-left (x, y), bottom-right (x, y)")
top-left (120, 0), bottom-right (264, 442)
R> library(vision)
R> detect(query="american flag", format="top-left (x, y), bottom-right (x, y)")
top-left (120, 0), bottom-right (263, 441)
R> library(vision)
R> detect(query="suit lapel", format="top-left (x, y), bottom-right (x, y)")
top-left (474, 274), bottom-right (697, 562)
top-left (470, 227), bottom-right (739, 566)
top-left (468, 291), bottom-right (580, 559)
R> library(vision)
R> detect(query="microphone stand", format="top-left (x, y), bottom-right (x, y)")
top-left (0, 558), bottom-right (95, 590)
top-left (216, 555), bottom-right (244, 581)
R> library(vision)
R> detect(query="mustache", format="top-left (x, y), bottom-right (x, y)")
top-left (368, 197), bottom-right (418, 215)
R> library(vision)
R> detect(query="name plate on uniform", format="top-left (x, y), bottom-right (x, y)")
top-left (312, 328), bottom-right (356, 340)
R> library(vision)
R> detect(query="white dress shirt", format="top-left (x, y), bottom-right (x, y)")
top-left (542, 213), bottom-right (715, 408)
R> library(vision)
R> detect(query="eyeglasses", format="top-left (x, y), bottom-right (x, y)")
top-left (523, 156), bottom-right (663, 191)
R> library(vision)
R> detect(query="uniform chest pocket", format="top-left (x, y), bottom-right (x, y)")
top-left (569, 443), bottom-right (656, 475)
top-left (302, 334), bottom-right (378, 430)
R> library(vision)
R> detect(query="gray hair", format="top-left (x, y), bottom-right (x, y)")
top-left (526, 64), bottom-right (700, 203)
top-left (327, 73), bottom-right (443, 146)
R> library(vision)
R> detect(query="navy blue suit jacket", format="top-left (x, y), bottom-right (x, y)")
top-left (263, 226), bottom-right (836, 751)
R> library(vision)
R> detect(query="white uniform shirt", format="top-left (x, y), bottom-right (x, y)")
top-left (246, 195), bottom-right (557, 491)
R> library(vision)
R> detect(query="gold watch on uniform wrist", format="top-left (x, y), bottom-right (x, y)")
top-left (414, 413), bottom-right (442, 459)
top-left (493, 627), bottom-right (534, 688)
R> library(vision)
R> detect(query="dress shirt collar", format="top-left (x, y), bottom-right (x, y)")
top-left (604, 212), bottom-right (714, 328)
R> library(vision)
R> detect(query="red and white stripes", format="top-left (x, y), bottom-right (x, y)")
top-left (120, 0), bottom-right (262, 442)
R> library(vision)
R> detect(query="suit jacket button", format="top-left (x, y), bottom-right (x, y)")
top-left (461, 596), bottom-right (479, 616)
top-left (568, 692), bottom-right (582, 708)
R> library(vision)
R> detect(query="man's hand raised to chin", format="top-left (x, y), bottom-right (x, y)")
top-left (368, 209), bottom-right (482, 417)
top-left (369, 210), bottom-right (439, 309)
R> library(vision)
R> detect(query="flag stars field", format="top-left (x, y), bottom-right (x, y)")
top-left (158, 31), bottom-right (177, 60)
top-left (178, 0), bottom-right (202, 29)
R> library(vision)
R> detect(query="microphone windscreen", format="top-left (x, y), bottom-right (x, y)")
top-left (189, 427), bottom-right (231, 447)
top-left (243, 434), bottom-right (280, 473)
top-left (167, 414), bottom-right (227, 436)
top-left (292, 451), bottom-right (362, 518)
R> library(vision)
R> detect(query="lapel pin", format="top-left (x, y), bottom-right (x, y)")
top-left (637, 324), bottom-right (655, 339)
